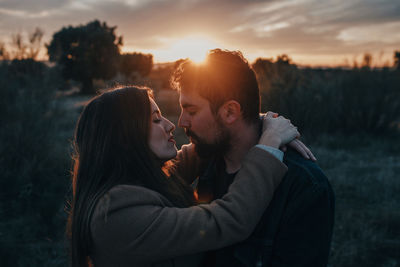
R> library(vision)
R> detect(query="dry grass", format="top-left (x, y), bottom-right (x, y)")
top-left (310, 135), bottom-right (400, 267)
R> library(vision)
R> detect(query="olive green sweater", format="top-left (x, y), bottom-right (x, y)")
top-left (90, 146), bottom-right (287, 267)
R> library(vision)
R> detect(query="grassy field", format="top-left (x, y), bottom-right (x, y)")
top-left (311, 135), bottom-right (400, 266)
top-left (2, 90), bottom-right (399, 266)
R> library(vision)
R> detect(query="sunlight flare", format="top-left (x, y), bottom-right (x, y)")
top-left (170, 37), bottom-right (216, 63)
top-left (149, 36), bottom-right (219, 63)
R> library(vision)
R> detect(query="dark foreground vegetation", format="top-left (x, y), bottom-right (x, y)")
top-left (1, 20), bottom-right (399, 266)
top-left (0, 59), bottom-right (71, 266)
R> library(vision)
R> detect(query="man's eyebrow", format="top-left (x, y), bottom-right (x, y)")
top-left (181, 103), bottom-right (197, 108)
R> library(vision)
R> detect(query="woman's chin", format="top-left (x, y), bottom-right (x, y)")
top-left (158, 148), bottom-right (178, 163)
top-left (170, 148), bottom-right (178, 159)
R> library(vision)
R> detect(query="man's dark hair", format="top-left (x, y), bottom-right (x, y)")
top-left (172, 49), bottom-right (260, 124)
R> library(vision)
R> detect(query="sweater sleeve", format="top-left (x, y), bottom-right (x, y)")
top-left (91, 147), bottom-right (287, 264)
top-left (174, 143), bottom-right (204, 185)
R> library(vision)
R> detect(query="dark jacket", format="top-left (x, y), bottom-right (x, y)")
top-left (197, 149), bottom-right (335, 267)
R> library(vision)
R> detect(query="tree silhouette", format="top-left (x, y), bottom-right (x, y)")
top-left (394, 51), bottom-right (400, 70)
top-left (9, 28), bottom-right (44, 60)
top-left (276, 54), bottom-right (292, 65)
top-left (119, 52), bottom-right (153, 79)
top-left (362, 53), bottom-right (372, 69)
top-left (46, 20), bottom-right (122, 94)
top-left (0, 42), bottom-right (9, 60)
top-left (11, 33), bottom-right (27, 60)
top-left (27, 27), bottom-right (44, 60)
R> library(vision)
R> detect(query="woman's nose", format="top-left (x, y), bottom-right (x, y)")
top-left (165, 118), bottom-right (175, 132)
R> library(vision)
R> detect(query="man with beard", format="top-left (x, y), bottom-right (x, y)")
top-left (172, 49), bottom-right (335, 267)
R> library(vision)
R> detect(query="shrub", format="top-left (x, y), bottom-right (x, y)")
top-left (334, 68), bottom-right (400, 133)
top-left (253, 58), bottom-right (400, 135)
top-left (119, 52), bottom-right (153, 80)
top-left (0, 60), bottom-right (71, 266)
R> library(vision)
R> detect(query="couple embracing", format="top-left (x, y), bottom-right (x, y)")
top-left (68, 49), bottom-right (334, 267)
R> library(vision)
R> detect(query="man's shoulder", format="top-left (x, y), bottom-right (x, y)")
top-left (238, 150), bottom-right (334, 267)
top-left (282, 149), bottom-right (331, 194)
top-left (247, 148), bottom-right (334, 239)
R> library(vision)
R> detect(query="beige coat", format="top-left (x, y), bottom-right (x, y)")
top-left (90, 146), bottom-right (287, 267)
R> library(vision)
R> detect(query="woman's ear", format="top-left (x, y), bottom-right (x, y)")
top-left (218, 100), bottom-right (242, 124)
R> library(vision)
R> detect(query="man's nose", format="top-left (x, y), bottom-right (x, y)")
top-left (178, 112), bottom-right (189, 128)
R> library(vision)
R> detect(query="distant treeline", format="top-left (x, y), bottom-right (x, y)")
top-left (0, 20), bottom-right (154, 94)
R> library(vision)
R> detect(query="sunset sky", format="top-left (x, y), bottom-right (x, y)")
top-left (1, 0), bottom-right (399, 66)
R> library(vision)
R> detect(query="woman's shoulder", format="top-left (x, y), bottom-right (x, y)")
top-left (90, 184), bottom-right (173, 263)
top-left (92, 184), bottom-right (169, 224)
top-left (108, 184), bottom-right (163, 201)
top-left (104, 184), bottom-right (168, 205)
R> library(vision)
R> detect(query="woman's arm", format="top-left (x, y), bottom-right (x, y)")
top-left (174, 143), bottom-right (204, 185)
top-left (91, 147), bottom-right (287, 264)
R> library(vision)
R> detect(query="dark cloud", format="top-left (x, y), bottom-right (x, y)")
top-left (309, 0), bottom-right (400, 25)
top-left (0, 0), bottom-right (399, 65)
top-left (0, 0), bottom-right (69, 12)
top-left (215, 0), bottom-right (400, 62)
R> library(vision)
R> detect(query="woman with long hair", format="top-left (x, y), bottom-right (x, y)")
top-left (68, 86), bottom-right (299, 267)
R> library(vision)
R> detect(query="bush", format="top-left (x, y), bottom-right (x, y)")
top-left (0, 60), bottom-right (71, 266)
top-left (334, 68), bottom-right (400, 133)
top-left (119, 52), bottom-right (153, 80)
top-left (253, 58), bottom-right (400, 135)
top-left (312, 134), bottom-right (400, 267)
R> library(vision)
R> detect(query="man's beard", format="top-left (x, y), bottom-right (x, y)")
top-left (185, 122), bottom-right (231, 158)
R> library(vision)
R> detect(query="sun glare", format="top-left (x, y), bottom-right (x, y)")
top-left (158, 36), bottom-right (219, 63)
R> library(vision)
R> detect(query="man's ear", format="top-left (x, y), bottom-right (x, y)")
top-left (219, 100), bottom-right (242, 124)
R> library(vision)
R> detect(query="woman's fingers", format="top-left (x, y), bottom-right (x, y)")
top-left (297, 140), bottom-right (317, 161)
top-left (261, 113), bottom-right (315, 161)
top-left (260, 115), bottom-right (303, 148)
top-left (287, 139), bottom-right (317, 161)
top-left (289, 139), bottom-right (308, 159)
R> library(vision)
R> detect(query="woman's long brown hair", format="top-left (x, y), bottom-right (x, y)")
top-left (67, 86), bottom-right (195, 267)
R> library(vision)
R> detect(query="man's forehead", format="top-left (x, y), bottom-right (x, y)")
top-left (179, 90), bottom-right (208, 106)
